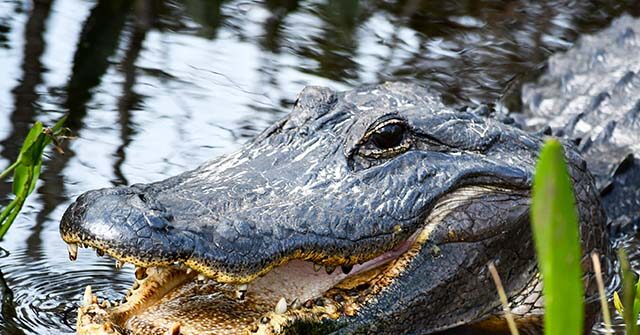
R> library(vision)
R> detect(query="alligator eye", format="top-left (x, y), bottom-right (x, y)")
top-left (371, 124), bottom-right (405, 150)
top-left (358, 120), bottom-right (411, 158)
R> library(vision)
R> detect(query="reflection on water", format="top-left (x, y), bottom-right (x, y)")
top-left (0, 0), bottom-right (639, 334)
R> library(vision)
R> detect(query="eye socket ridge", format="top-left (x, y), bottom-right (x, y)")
top-left (358, 118), bottom-right (412, 158)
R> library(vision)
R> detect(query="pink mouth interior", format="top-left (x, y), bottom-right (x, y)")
top-left (123, 234), bottom-right (419, 334)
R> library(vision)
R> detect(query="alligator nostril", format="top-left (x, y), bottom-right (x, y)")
top-left (146, 214), bottom-right (169, 230)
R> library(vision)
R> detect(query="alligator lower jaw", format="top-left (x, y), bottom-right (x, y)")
top-left (74, 231), bottom-right (423, 335)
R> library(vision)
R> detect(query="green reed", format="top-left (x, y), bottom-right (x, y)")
top-left (0, 117), bottom-right (68, 239)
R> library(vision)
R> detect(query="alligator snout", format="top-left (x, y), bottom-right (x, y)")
top-left (60, 178), bottom-right (414, 283)
top-left (61, 187), bottom-right (196, 265)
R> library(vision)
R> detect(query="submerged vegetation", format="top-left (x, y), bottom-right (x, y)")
top-left (0, 118), bottom-right (68, 239)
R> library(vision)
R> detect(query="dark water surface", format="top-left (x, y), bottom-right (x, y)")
top-left (1, 0), bottom-right (639, 334)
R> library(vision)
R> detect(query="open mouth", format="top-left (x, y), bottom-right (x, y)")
top-left (64, 185), bottom-right (531, 335)
top-left (70, 227), bottom-right (424, 335)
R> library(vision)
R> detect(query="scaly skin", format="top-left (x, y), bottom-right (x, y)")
top-left (62, 81), bottom-right (608, 335)
top-left (522, 14), bottom-right (640, 232)
top-left (59, 12), bottom-right (640, 335)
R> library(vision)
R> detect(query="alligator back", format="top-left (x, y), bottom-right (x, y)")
top-left (522, 14), bottom-right (640, 230)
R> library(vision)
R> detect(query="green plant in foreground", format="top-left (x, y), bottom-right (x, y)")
top-left (614, 249), bottom-right (640, 335)
top-left (0, 117), bottom-right (68, 239)
top-left (496, 138), bottom-right (640, 335)
top-left (531, 139), bottom-right (584, 335)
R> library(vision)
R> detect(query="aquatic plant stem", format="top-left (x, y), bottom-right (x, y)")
top-left (591, 252), bottom-right (612, 333)
top-left (0, 201), bottom-right (17, 226)
top-left (488, 262), bottom-right (520, 335)
top-left (0, 161), bottom-right (19, 181)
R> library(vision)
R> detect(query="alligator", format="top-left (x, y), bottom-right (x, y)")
top-left (59, 14), bottom-right (640, 335)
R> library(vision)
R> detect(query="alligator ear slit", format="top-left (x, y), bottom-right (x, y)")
top-left (253, 118), bottom-right (288, 142)
top-left (533, 125), bottom-right (552, 137)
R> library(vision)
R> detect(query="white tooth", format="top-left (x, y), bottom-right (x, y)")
top-left (313, 263), bottom-right (322, 272)
top-left (197, 274), bottom-right (206, 281)
top-left (324, 303), bottom-right (337, 314)
top-left (275, 297), bottom-right (287, 314)
top-left (147, 267), bottom-right (161, 276)
top-left (235, 284), bottom-right (249, 300)
top-left (186, 268), bottom-right (193, 275)
top-left (135, 267), bottom-right (148, 280)
top-left (115, 260), bottom-right (125, 270)
top-left (68, 243), bottom-right (78, 261)
top-left (83, 285), bottom-right (93, 306)
top-left (325, 265), bottom-right (336, 274)
top-left (167, 322), bottom-right (181, 335)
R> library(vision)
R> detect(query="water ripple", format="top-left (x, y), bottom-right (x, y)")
top-left (1, 250), bottom-right (134, 334)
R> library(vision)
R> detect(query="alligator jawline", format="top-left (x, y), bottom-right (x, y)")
top-left (73, 185), bottom-right (518, 334)
top-left (75, 230), bottom-right (422, 335)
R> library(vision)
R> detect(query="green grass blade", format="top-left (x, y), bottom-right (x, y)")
top-left (15, 122), bottom-right (43, 166)
top-left (0, 118), bottom-right (68, 239)
top-left (0, 201), bottom-right (17, 225)
top-left (0, 199), bottom-right (23, 238)
top-left (11, 122), bottom-right (45, 195)
top-left (52, 115), bottom-right (68, 132)
top-left (614, 291), bottom-right (624, 315)
top-left (0, 161), bottom-right (19, 181)
top-left (634, 276), bottom-right (640, 332)
top-left (531, 139), bottom-right (584, 335)
top-left (618, 249), bottom-right (639, 335)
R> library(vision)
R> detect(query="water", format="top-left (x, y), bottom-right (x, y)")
top-left (0, 0), bottom-right (639, 334)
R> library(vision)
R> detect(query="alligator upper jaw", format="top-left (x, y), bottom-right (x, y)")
top-left (72, 230), bottom-right (422, 335)
top-left (66, 185), bottom-right (532, 335)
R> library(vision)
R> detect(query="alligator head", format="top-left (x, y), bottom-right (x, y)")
top-left (60, 82), bottom-right (609, 335)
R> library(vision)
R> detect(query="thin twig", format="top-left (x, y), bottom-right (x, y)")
top-left (592, 251), bottom-right (613, 333)
top-left (488, 262), bottom-right (520, 335)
